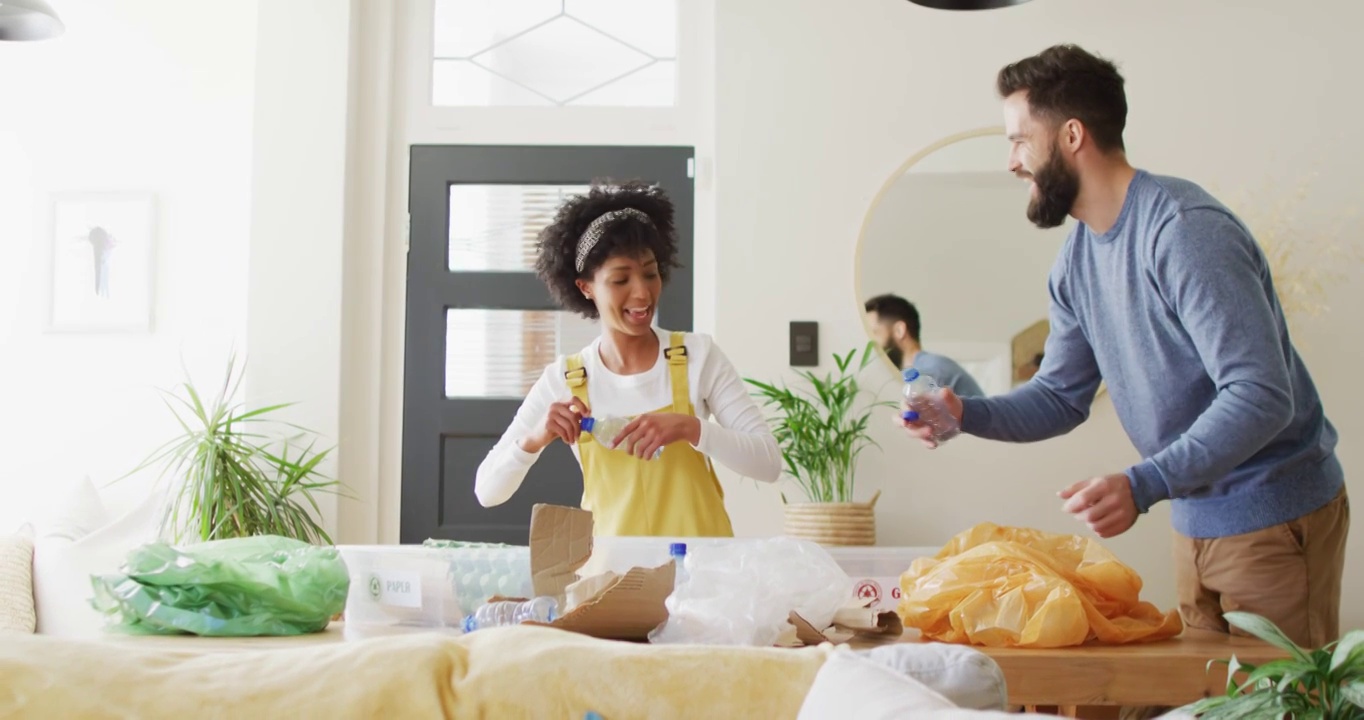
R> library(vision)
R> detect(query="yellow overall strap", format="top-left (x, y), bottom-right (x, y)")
top-left (565, 354), bottom-right (590, 440)
top-left (665, 332), bottom-right (689, 413)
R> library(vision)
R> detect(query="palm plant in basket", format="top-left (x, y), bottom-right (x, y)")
top-left (123, 354), bottom-right (343, 545)
top-left (744, 342), bottom-right (896, 546)
top-left (1183, 611), bottom-right (1364, 719)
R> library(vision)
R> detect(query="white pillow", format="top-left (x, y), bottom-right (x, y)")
top-left (859, 642), bottom-right (1009, 711)
top-left (37, 476), bottom-right (109, 541)
top-left (799, 647), bottom-right (955, 719)
top-left (32, 484), bottom-right (167, 637)
top-left (0, 525), bottom-right (36, 634)
top-left (799, 648), bottom-right (1023, 720)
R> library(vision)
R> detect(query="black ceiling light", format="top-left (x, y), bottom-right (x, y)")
top-left (908, 0), bottom-right (1034, 9)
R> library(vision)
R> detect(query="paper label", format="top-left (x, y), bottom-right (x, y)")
top-left (366, 570), bottom-right (422, 609)
top-left (849, 576), bottom-right (902, 612)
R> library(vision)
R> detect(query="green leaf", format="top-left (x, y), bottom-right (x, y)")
top-left (1332, 630), bottom-right (1364, 675)
top-left (1342, 680), bottom-right (1364, 709)
top-left (1196, 690), bottom-right (1287, 720)
top-left (1236, 658), bottom-right (1315, 693)
top-left (1224, 612), bottom-right (1312, 663)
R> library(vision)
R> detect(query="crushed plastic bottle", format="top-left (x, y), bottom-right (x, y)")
top-left (580, 416), bottom-right (663, 460)
top-left (901, 368), bottom-right (961, 444)
top-left (669, 542), bottom-right (689, 588)
top-left (461, 596), bottom-right (558, 632)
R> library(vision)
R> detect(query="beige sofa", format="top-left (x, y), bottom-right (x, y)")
top-left (0, 623), bottom-right (1025, 719)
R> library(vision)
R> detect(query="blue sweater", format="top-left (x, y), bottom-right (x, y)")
top-left (912, 350), bottom-right (986, 398)
top-left (960, 170), bottom-right (1343, 538)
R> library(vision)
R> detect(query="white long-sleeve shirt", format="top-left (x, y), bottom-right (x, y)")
top-left (475, 328), bottom-right (782, 507)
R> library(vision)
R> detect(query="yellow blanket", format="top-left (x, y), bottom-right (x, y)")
top-left (0, 625), bottom-right (831, 719)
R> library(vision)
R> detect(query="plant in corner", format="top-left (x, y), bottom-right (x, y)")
top-left (744, 342), bottom-right (896, 546)
top-left (124, 354), bottom-right (343, 545)
top-left (1183, 611), bottom-right (1364, 719)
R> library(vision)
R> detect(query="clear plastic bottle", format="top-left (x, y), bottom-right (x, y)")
top-left (901, 368), bottom-right (961, 444)
top-left (579, 416), bottom-right (663, 459)
top-left (669, 542), bottom-right (689, 588)
top-left (461, 596), bottom-right (558, 633)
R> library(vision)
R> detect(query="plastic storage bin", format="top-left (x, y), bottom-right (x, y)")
top-left (824, 546), bottom-right (939, 612)
top-left (336, 544), bottom-right (533, 639)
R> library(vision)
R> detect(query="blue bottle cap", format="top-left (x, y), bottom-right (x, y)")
top-left (901, 410), bottom-right (920, 422)
top-left (902, 368), bottom-right (920, 382)
top-left (669, 542), bottom-right (687, 557)
top-left (579, 417), bottom-right (595, 431)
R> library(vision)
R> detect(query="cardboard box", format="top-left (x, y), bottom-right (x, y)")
top-left (519, 503), bottom-right (902, 647)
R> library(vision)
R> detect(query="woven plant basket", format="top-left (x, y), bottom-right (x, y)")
top-left (782, 490), bottom-right (880, 547)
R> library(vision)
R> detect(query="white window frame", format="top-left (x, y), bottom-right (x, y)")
top-left (401, 0), bottom-right (710, 146)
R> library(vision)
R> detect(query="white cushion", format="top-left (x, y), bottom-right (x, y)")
top-left (859, 642), bottom-right (1009, 711)
top-left (37, 476), bottom-right (109, 541)
top-left (0, 525), bottom-right (36, 634)
top-left (799, 647), bottom-right (956, 719)
top-left (32, 484), bottom-right (167, 637)
top-left (799, 648), bottom-right (1023, 720)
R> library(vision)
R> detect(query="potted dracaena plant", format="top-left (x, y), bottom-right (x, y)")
top-left (1182, 611), bottom-right (1364, 719)
top-left (744, 341), bottom-right (896, 546)
top-left (123, 354), bottom-right (343, 545)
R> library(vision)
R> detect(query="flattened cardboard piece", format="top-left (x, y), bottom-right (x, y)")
top-left (789, 609), bottom-right (905, 647)
top-left (525, 504), bottom-right (675, 642)
top-left (565, 571), bottom-right (619, 612)
top-left (529, 504), bottom-right (595, 604)
top-left (832, 605), bottom-right (905, 637)
top-left (791, 612), bottom-right (832, 646)
top-left (529, 563), bottom-right (675, 641)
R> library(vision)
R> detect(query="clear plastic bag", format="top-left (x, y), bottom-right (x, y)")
top-left (90, 535), bottom-right (350, 636)
top-left (648, 537), bottom-right (851, 646)
top-left (898, 523), bottom-right (1182, 648)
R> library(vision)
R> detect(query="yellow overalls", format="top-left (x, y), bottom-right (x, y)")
top-left (564, 332), bottom-right (735, 537)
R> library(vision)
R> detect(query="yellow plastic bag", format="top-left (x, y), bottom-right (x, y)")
top-left (897, 523), bottom-right (1182, 648)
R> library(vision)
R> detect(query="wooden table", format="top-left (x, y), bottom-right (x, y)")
top-left (878, 629), bottom-right (1286, 716)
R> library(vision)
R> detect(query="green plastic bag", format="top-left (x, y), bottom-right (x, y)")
top-left (91, 535), bottom-right (350, 637)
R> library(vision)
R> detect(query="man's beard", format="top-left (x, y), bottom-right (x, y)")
top-left (1025, 144), bottom-right (1080, 229)
top-left (883, 342), bottom-right (904, 369)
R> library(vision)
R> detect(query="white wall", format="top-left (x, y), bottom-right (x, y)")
top-left (245, 0), bottom-right (353, 537)
top-left (0, 0), bottom-right (257, 530)
top-left (712, 0), bottom-right (1364, 631)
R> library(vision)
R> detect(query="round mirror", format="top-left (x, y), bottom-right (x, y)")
top-left (855, 128), bottom-right (1073, 396)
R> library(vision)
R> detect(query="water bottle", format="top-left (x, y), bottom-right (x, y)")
top-left (901, 368), bottom-right (960, 443)
top-left (579, 416), bottom-right (663, 460)
top-left (461, 596), bottom-right (558, 632)
top-left (669, 542), bottom-right (689, 588)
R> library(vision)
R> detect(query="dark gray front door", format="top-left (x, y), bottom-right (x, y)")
top-left (401, 145), bottom-right (695, 544)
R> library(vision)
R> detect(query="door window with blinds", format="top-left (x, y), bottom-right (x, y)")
top-left (447, 184), bottom-right (588, 271)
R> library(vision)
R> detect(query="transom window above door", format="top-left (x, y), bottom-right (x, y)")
top-left (431, 0), bottom-right (678, 107)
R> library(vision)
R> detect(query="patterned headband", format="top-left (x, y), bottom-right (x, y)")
top-left (574, 208), bottom-right (654, 273)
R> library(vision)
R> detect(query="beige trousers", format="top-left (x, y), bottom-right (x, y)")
top-left (1117, 489), bottom-right (1351, 720)
top-left (1172, 488), bottom-right (1351, 649)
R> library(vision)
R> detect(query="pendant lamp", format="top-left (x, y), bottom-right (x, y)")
top-left (0, 0), bottom-right (65, 41)
top-left (908, 0), bottom-right (1034, 10)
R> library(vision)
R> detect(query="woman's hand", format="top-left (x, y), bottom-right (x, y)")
top-left (520, 397), bottom-right (590, 454)
top-left (612, 413), bottom-right (701, 460)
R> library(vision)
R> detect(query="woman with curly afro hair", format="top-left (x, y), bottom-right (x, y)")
top-left (474, 181), bottom-right (781, 537)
